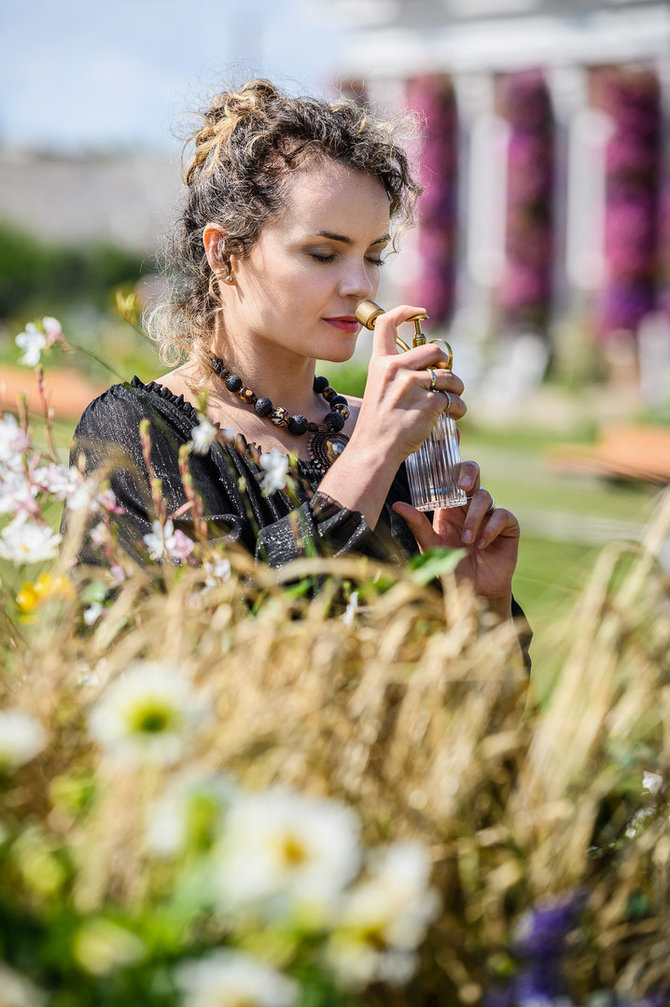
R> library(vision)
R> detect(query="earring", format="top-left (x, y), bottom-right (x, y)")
top-left (222, 273), bottom-right (234, 284)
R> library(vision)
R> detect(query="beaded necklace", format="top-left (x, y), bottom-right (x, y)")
top-left (210, 356), bottom-right (350, 471)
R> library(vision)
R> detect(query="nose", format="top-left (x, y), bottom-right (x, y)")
top-left (339, 258), bottom-right (377, 303)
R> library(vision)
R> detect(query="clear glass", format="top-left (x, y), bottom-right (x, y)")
top-left (405, 413), bottom-right (467, 511)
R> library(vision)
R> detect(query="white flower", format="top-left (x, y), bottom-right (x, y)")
top-left (258, 449), bottom-right (289, 496)
top-left (89, 522), bottom-right (108, 548)
top-left (341, 590), bottom-right (359, 627)
top-left (15, 323), bottom-right (47, 367)
top-left (212, 788), bottom-right (361, 921)
top-left (0, 414), bottom-right (26, 469)
top-left (35, 463), bottom-right (80, 501)
top-left (642, 770), bottom-right (663, 795)
top-left (143, 519), bottom-right (194, 562)
top-left (191, 415), bottom-right (217, 454)
top-left (42, 316), bottom-right (63, 345)
top-left (203, 557), bottom-right (231, 590)
top-left (325, 841), bottom-right (440, 990)
top-left (0, 470), bottom-right (37, 517)
top-left (0, 710), bottom-right (46, 771)
top-left (83, 602), bottom-right (104, 626)
top-left (176, 949), bottom-right (297, 1007)
top-left (88, 661), bottom-right (207, 766)
top-left (0, 964), bottom-right (46, 1007)
top-left (145, 772), bottom-right (235, 857)
top-left (0, 513), bottom-right (62, 564)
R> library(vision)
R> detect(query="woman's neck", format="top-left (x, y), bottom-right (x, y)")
top-left (209, 328), bottom-right (325, 419)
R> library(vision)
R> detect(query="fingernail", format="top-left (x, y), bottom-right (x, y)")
top-left (462, 530), bottom-right (473, 544)
top-left (460, 474), bottom-right (473, 489)
top-left (476, 537), bottom-right (486, 549)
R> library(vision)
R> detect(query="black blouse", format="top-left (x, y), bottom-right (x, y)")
top-left (63, 377), bottom-right (418, 567)
top-left (63, 377), bottom-right (531, 663)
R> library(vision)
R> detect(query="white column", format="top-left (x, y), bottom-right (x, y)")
top-left (451, 72), bottom-right (509, 349)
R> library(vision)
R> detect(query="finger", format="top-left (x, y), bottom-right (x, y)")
top-left (391, 501), bottom-right (441, 553)
top-left (402, 344), bottom-right (462, 379)
top-left (429, 390), bottom-right (468, 422)
top-left (474, 508), bottom-right (520, 549)
top-left (458, 460), bottom-right (480, 495)
top-left (461, 487), bottom-right (496, 545)
top-left (412, 366), bottom-right (465, 397)
top-left (370, 304), bottom-right (428, 358)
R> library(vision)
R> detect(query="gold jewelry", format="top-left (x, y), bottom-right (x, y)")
top-left (427, 368), bottom-right (437, 392)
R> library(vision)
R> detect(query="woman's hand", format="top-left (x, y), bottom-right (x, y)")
top-left (320, 304), bottom-right (467, 531)
top-left (392, 461), bottom-right (520, 618)
top-left (350, 304), bottom-right (467, 467)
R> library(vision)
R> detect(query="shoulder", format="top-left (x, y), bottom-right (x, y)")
top-left (74, 378), bottom-right (155, 435)
top-left (72, 378), bottom-right (200, 467)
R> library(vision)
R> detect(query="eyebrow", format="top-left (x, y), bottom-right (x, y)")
top-left (315, 230), bottom-right (390, 245)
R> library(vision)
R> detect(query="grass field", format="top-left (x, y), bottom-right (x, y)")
top-left (17, 357), bottom-right (664, 696)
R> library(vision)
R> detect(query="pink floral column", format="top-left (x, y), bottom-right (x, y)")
top-left (591, 66), bottom-right (663, 338)
top-left (406, 75), bottom-right (459, 325)
top-left (497, 69), bottom-right (555, 334)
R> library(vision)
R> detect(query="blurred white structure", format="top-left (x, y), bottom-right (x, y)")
top-left (316, 0), bottom-right (670, 398)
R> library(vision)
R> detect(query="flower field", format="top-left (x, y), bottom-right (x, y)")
top-left (1, 320), bottom-right (669, 1006)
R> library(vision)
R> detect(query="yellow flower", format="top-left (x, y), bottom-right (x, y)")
top-left (114, 288), bottom-right (139, 326)
top-left (16, 572), bottom-right (75, 616)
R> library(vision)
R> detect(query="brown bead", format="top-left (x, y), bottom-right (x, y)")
top-left (271, 406), bottom-right (289, 427)
top-left (239, 388), bottom-right (256, 405)
top-left (332, 403), bottom-right (350, 420)
top-left (322, 386), bottom-right (336, 402)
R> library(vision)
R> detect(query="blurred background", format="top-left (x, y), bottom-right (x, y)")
top-left (1, 0), bottom-right (669, 679)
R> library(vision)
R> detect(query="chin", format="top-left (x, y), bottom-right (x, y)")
top-left (319, 339), bottom-right (358, 364)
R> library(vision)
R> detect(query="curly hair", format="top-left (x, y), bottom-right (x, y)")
top-left (147, 79), bottom-right (422, 366)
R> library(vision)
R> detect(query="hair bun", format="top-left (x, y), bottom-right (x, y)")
top-left (185, 80), bottom-right (281, 184)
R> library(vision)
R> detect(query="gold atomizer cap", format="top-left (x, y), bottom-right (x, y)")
top-left (355, 299), bottom-right (385, 330)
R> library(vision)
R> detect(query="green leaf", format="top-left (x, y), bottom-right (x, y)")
top-left (409, 547), bottom-right (465, 586)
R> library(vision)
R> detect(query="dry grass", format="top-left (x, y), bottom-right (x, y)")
top-left (2, 491), bottom-right (670, 1004)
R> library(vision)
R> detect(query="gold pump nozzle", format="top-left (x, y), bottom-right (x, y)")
top-left (355, 299), bottom-right (452, 367)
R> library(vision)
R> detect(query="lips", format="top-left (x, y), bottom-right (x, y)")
top-left (323, 316), bottom-right (359, 333)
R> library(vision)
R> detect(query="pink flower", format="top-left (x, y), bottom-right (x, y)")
top-left (143, 520), bottom-right (194, 562)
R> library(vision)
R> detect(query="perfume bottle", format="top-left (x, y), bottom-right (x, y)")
top-left (355, 299), bottom-right (467, 512)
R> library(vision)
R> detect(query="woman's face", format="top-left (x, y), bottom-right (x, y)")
top-left (222, 158), bottom-right (391, 364)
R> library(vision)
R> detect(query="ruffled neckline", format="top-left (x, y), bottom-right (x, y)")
top-left (130, 375), bottom-right (324, 478)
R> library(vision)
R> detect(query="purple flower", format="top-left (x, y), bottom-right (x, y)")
top-left (497, 69), bottom-right (555, 330)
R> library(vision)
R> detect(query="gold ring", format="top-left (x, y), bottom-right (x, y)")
top-left (427, 368), bottom-right (437, 392)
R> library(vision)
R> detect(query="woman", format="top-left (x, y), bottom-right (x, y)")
top-left (66, 80), bottom-right (525, 642)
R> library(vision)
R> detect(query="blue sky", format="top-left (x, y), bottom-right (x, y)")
top-left (0, 0), bottom-right (348, 152)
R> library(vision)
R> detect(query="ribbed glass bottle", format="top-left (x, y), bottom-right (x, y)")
top-left (405, 413), bottom-right (467, 511)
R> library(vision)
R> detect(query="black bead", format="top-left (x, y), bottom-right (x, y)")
top-left (313, 375), bottom-right (329, 393)
top-left (323, 411), bottom-right (345, 432)
top-left (322, 386), bottom-right (336, 402)
top-left (287, 414), bottom-right (309, 436)
top-left (329, 394), bottom-right (348, 407)
top-left (307, 422), bottom-right (319, 433)
top-left (254, 397), bottom-right (273, 417)
top-left (212, 357), bottom-right (224, 375)
top-left (225, 374), bottom-right (243, 392)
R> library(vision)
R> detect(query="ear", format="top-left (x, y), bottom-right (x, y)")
top-left (203, 223), bottom-right (229, 273)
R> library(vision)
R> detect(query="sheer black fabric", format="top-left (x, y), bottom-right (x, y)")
top-left (62, 377), bottom-right (531, 665)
